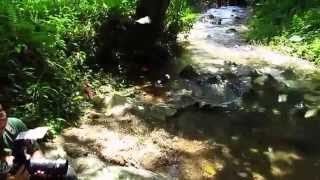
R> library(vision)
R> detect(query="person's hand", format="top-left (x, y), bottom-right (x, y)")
top-left (6, 165), bottom-right (29, 180)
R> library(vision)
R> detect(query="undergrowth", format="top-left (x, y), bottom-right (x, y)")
top-left (247, 0), bottom-right (320, 64)
top-left (0, 0), bottom-right (196, 134)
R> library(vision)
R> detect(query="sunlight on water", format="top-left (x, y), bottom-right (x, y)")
top-left (165, 5), bottom-right (320, 180)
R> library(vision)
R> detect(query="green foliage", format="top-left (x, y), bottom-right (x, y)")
top-left (166, 0), bottom-right (198, 34)
top-left (247, 0), bottom-right (320, 63)
top-left (0, 0), bottom-right (137, 132)
top-left (0, 0), bottom-right (193, 133)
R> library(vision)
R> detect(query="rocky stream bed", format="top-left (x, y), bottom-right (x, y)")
top-left (42, 6), bottom-right (320, 180)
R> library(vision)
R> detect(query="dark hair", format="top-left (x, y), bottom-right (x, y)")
top-left (0, 103), bottom-right (8, 111)
top-left (0, 104), bottom-right (6, 119)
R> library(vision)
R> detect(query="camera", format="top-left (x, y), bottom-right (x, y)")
top-left (10, 127), bottom-right (68, 179)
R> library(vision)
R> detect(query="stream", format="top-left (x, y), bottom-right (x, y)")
top-left (43, 6), bottom-right (320, 180)
top-left (161, 6), bottom-right (320, 180)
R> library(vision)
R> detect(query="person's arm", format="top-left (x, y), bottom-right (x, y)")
top-left (3, 148), bottom-right (42, 180)
top-left (3, 156), bottom-right (29, 180)
top-left (6, 165), bottom-right (29, 180)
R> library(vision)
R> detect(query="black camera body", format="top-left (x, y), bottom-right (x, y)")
top-left (10, 127), bottom-right (68, 178)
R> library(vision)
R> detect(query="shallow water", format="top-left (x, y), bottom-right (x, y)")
top-left (157, 6), bottom-right (320, 180)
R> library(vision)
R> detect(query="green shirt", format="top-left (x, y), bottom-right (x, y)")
top-left (0, 117), bottom-right (38, 156)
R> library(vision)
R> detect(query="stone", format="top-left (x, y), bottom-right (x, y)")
top-left (133, 104), bottom-right (177, 121)
top-left (179, 65), bottom-right (200, 79)
top-left (101, 94), bottom-right (132, 117)
top-left (289, 35), bottom-right (303, 42)
top-left (73, 155), bottom-right (165, 180)
top-left (103, 94), bottom-right (128, 110)
top-left (208, 14), bottom-right (215, 19)
top-left (226, 28), bottom-right (237, 33)
top-left (253, 75), bottom-right (268, 86)
top-left (97, 166), bottom-right (165, 180)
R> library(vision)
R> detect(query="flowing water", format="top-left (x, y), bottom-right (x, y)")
top-left (157, 6), bottom-right (320, 180)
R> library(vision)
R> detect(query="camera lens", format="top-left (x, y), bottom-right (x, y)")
top-left (29, 158), bottom-right (68, 175)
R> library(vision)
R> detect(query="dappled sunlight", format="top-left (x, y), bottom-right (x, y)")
top-left (3, 0), bottom-right (320, 179)
top-left (39, 4), bottom-right (320, 180)
top-left (265, 150), bottom-right (302, 177)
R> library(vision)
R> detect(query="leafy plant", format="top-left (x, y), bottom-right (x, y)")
top-left (166, 0), bottom-right (198, 34)
top-left (0, 0), bottom-right (194, 133)
top-left (247, 0), bottom-right (320, 63)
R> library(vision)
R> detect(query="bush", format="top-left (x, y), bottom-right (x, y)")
top-left (247, 0), bottom-right (320, 63)
top-left (0, 0), bottom-right (136, 134)
top-left (0, 0), bottom-right (195, 134)
top-left (166, 0), bottom-right (198, 35)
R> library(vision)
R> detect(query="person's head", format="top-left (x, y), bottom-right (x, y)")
top-left (0, 104), bottom-right (7, 135)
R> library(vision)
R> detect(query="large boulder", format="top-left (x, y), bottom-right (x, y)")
top-left (73, 155), bottom-right (165, 180)
top-left (101, 94), bottom-right (132, 117)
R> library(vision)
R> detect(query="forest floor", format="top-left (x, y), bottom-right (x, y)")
top-left (42, 6), bottom-right (320, 180)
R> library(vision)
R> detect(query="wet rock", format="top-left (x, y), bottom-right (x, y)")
top-left (175, 67), bottom-right (252, 109)
top-left (232, 66), bottom-right (257, 77)
top-left (179, 65), bottom-right (200, 79)
top-left (253, 73), bottom-right (286, 90)
top-left (281, 68), bottom-right (297, 79)
top-left (174, 89), bottom-right (193, 97)
top-left (208, 14), bottom-right (215, 19)
top-left (234, 16), bottom-right (243, 23)
top-left (199, 16), bottom-right (211, 23)
top-left (88, 112), bottom-right (103, 119)
top-left (74, 155), bottom-right (165, 180)
top-left (207, 75), bottom-right (224, 84)
top-left (103, 94), bottom-right (128, 108)
top-left (226, 28), bottom-right (237, 33)
top-left (253, 75), bottom-right (268, 86)
top-left (170, 93), bottom-right (196, 109)
top-left (199, 16), bottom-right (206, 23)
top-left (102, 94), bottom-right (132, 117)
top-left (133, 104), bottom-right (177, 121)
top-left (264, 74), bottom-right (287, 90)
top-left (224, 61), bottom-right (237, 66)
top-left (200, 14), bottom-right (218, 24)
top-left (217, 18), bottom-right (222, 25)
